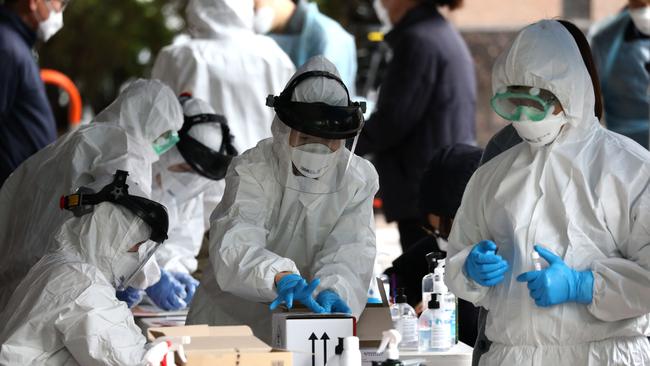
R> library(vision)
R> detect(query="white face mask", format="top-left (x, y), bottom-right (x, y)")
top-left (128, 258), bottom-right (161, 290)
top-left (290, 143), bottom-right (337, 179)
top-left (253, 6), bottom-right (275, 34)
top-left (512, 113), bottom-right (568, 147)
top-left (113, 241), bottom-right (159, 289)
top-left (373, 0), bottom-right (392, 32)
top-left (36, 4), bottom-right (63, 42)
top-left (629, 6), bottom-right (650, 36)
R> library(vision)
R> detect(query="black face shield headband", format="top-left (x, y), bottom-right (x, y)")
top-left (266, 70), bottom-right (367, 140)
top-left (60, 170), bottom-right (169, 243)
top-left (176, 96), bottom-right (238, 181)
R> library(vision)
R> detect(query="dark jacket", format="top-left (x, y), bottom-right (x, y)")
top-left (0, 6), bottom-right (56, 187)
top-left (356, 4), bottom-right (476, 222)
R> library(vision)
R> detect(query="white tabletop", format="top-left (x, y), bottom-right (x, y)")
top-left (399, 342), bottom-right (473, 366)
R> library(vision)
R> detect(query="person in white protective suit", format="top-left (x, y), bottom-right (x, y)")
top-left (443, 20), bottom-right (650, 365)
top-left (0, 79), bottom-right (183, 312)
top-left (186, 56), bottom-right (379, 343)
top-left (117, 94), bottom-right (238, 311)
top-left (0, 171), bottom-right (172, 365)
top-left (152, 0), bottom-right (295, 154)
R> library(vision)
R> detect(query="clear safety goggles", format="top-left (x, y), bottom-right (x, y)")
top-left (152, 130), bottom-right (180, 156)
top-left (491, 86), bottom-right (559, 122)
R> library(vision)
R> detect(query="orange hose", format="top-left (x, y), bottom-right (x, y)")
top-left (40, 69), bottom-right (82, 127)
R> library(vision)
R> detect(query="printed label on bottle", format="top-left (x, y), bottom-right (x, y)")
top-left (398, 318), bottom-right (418, 343)
top-left (431, 311), bottom-right (452, 349)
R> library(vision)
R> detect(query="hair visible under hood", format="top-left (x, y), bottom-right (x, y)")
top-left (93, 79), bottom-right (184, 145)
top-left (491, 20), bottom-right (597, 136)
top-left (54, 203), bottom-right (151, 287)
top-left (186, 0), bottom-right (255, 39)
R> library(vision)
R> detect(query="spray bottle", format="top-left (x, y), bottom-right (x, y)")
top-left (377, 330), bottom-right (403, 366)
top-left (328, 336), bottom-right (361, 366)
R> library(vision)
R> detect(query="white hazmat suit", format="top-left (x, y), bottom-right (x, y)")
top-left (152, 147), bottom-right (209, 274)
top-left (0, 203), bottom-right (154, 365)
top-left (444, 20), bottom-right (650, 365)
top-left (186, 58), bottom-right (379, 343)
top-left (152, 0), bottom-right (296, 153)
top-left (0, 80), bottom-right (183, 311)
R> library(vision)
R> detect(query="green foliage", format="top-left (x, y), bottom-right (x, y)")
top-left (38, 0), bottom-right (187, 113)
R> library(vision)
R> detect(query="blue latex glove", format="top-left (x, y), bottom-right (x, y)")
top-left (116, 286), bottom-right (143, 308)
top-left (171, 272), bottom-right (199, 305)
top-left (145, 269), bottom-right (187, 310)
top-left (316, 290), bottom-right (352, 314)
top-left (464, 240), bottom-right (509, 286)
top-left (516, 245), bottom-right (594, 307)
top-left (269, 274), bottom-right (324, 313)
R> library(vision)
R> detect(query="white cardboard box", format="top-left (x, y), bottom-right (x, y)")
top-left (272, 312), bottom-right (356, 366)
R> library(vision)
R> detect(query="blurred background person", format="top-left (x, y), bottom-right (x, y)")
top-left (0, 80), bottom-right (183, 312)
top-left (356, 0), bottom-right (476, 252)
top-left (589, 0), bottom-right (650, 149)
top-left (152, 0), bottom-right (295, 155)
top-left (253, 0), bottom-right (358, 94)
top-left (152, 0), bottom-right (295, 222)
top-left (0, 0), bottom-right (68, 186)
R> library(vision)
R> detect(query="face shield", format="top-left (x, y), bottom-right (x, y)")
top-left (113, 240), bottom-right (161, 291)
top-left (267, 70), bottom-right (366, 194)
top-left (176, 95), bottom-right (238, 181)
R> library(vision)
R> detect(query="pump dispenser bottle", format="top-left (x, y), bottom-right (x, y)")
top-left (418, 294), bottom-right (452, 351)
top-left (390, 288), bottom-right (418, 349)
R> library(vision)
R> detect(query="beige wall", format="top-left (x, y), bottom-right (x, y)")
top-left (445, 0), bottom-right (627, 29)
top-left (592, 0), bottom-right (627, 22)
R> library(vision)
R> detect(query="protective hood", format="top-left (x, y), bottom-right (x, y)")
top-left (186, 0), bottom-right (254, 39)
top-left (54, 203), bottom-right (152, 287)
top-left (93, 79), bottom-right (184, 146)
top-left (270, 56), bottom-right (353, 194)
top-left (492, 20), bottom-right (597, 137)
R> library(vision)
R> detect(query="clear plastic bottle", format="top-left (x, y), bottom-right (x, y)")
top-left (418, 295), bottom-right (451, 352)
top-left (425, 253), bottom-right (457, 345)
top-left (390, 288), bottom-right (418, 350)
top-left (422, 252), bottom-right (446, 310)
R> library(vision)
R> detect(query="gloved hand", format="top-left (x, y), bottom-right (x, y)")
top-left (171, 272), bottom-right (199, 305)
top-left (516, 245), bottom-right (593, 307)
top-left (316, 290), bottom-right (352, 314)
top-left (269, 274), bottom-right (324, 313)
top-left (116, 286), bottom-right (143, 308)
top-left (145, 269), bottom-right (187, 310)
top-left (464, 240), bottom-right (509, 286)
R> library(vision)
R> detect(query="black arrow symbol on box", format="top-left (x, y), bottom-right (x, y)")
top-left (309, 332), bottom-right (318, 366)
top-left (321, 332), bottom-right (330, 365)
